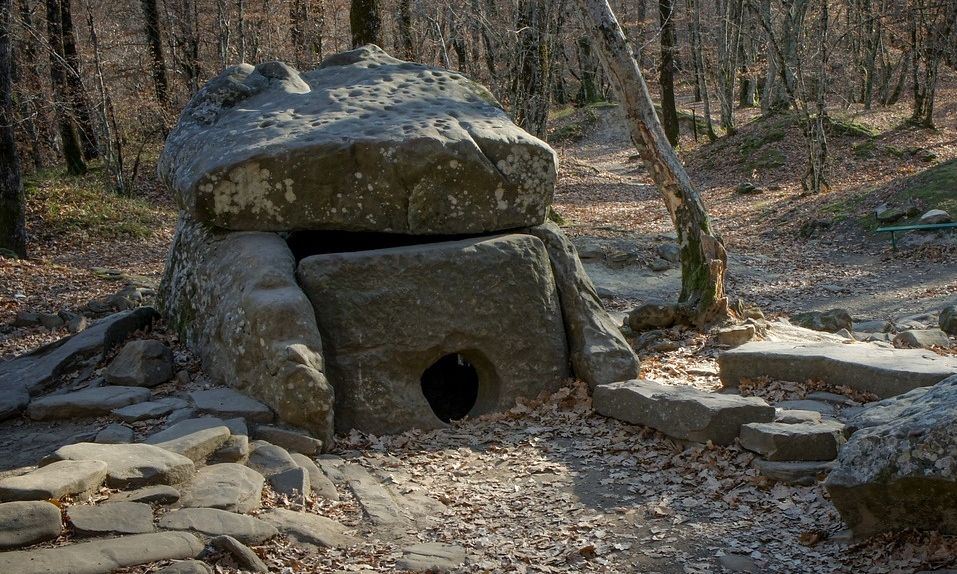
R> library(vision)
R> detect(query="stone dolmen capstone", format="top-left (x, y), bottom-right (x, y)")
top-left (159, 45), bottom-right (638, 440)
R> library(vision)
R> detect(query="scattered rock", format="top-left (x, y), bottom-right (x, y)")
top-left (753, 459), bottom-right (835, 486)
top-left (0, 501), bottom-right (62, 549)
top-left (289, 453), bottom-right (339, 501)
top-left (158, 508), bottom-right (278, 544)
top-left (190, 389), bottom-right (273, 423)
top-left (774, 400), bottom-right (837, 416)
top-left (0, 460), bottom-right (108, 502)
top-left (113, 400), bottom-right (176, 422)
top-left (156, 561), bottom-right (212, 574)
top-left (648, 258), bottom-right (671, 272)
top-left (790, 309), bottom-right (852, 333)
top-left (656, 243), bottom-right (681, 263)
top-left (210, 535), bottom-right (268, 573)
top-left (48, 442), bottom-right (195, 488)
top-left (27, 386), bottom-right (151, 420)
top-left (246, 441), bottom-right (299, 476)
top-left (593, 379), bottom-right (775, 445)
top-left (396, 542), bottom-right (467, 573)
top-left (719, 341), bottom-right (957, 398)
top-left (253, 425), bottom-right (323, 455)
top-left (260, 508), bottom-right (358, 549)
top-left (735, 182), bottom-right (762, 195)
top-left (112, 484), bottom-right (181, 505)
top-left (940, 305), bottom-right (957, 336)
top-left (104, 339), bottom-right (174, 387)
top-left (63, 312), bottom-right (88, 333)
top-left (716, 325), bottom-right (755, 347)
top-left (38, 313), bottom-right (64, 330)
top-left (12, 311), bottom-right (40, 327)
top-left (894, 328), bottom-right (951, 349)
top-left (876, 206), bottom-right (907, 224)
top-left (739, 420), bottom-right (846, 461)
top-left (774, 409), bottom-right (822, 424)
top-left (145, 418), bottom-right (231, 462)
top-left (67, 501), bottom-right (155, 536)
top-left (180, 464), bottom-right (264, 513)
top-left (718, 553), bottom-right (760, 572)
top-left (805, 391), bottom-right (856, 405)
top-left (269, 467), bottom-right (309, 501)
top-left (919, 209), bottom-right (952, 224)
top-left (95, 423), bottom-right (134, 444)
top-left (209, 434), bottom-right (250, 464)
top-left (626, 302), bottom-right (676, 332)
top-left (0, 531), bottom-right (204, 574)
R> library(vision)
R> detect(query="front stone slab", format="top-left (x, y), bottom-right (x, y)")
top-left (297, 234), bottom-right (570, 434)
top-left (159, 45), bottom-right (556, 234)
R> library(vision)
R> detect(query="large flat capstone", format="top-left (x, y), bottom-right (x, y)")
top-left (159, 45), bottom-right (556, 234)
top-left (719, 341), bottom-right (957, 398)
top-left (593, 379), bottom-right (775, 445)
top-left (297, 234), bottom-right (570, 434)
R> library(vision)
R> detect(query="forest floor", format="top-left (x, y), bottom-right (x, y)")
top-left (1, 82), bottom-right (956, 573)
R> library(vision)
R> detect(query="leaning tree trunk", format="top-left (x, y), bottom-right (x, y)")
top-left (576, 0), bottom-right (729, 326)
top-left (1, 0), bottom-right (27, 257)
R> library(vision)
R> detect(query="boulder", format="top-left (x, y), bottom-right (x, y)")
top-left (790, 309), bottom-right (852, 333)
top-left (159, 219), bottom-right (330, 442)
top-left (260, 508), bottom-right (357, 549)
top-left (625, 302), bottom-right (675, 331)
top-left (0, 532), bottom-right (204, 574)
top-left (145, 418), bottom-right (231, 462)
top-left (893, 328), bottom-right (951, 349)
top-left (739, 420), bottom-right (846, 461)
top-left (104, 340), bottom-right (174, 387)
top-left (826, 375), bottom-right (957, 536)
top-left (47, 442), bottom-right (195, 489)
top-left (27, 386), bottom-right (151, 420)
top-left (919, 209), bottom-right (952, 224)
top-left (180, 464), bottom-right (264, 513)
top-left (526, 222), bottom-right (639, 388)
top-left (941, 305), bottom-right (957, 336)
top-left (719, 341), bottom-right (957, 398)
top-left (0, 460), bottom-right (108, 502)
top-left (593, 379), bottom-right (775, 445)
top-left (396, 542), bottom-right (467, 573)
top-left (67, 502), bottom-right (155, 536)
top-left (158, 46), bottom-right (555, 234)
top-left (0, 501), bottom-right (62, 549)
top-left (157, 508), bottom-right (277, 544)
top-left (297, 234), bottom-right (570, 434)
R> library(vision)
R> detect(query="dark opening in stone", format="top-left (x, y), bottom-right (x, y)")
top-left (286, 230), bottom-right (492, 262)
top-left (420, 353), bottom-right (480, 423)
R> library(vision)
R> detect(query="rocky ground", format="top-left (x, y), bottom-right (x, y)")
top-left (1, 93), bottom-right (956, 573)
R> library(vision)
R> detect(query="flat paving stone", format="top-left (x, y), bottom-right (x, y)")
top-left (67, 501), bottom-right (155, 536)
top-left (0, 501), bottom-right (62, 549)
top-left (158, 508), bottom-right (277, 544)
top-left (396, 542), bottom-right (466, 573)
top-left (740, 420), bottom-right (847, 461)
top-left (48, 442), bottom-right (195, 489)
top-left (0, 531), bottom-right (204, 574)
top-left (145, 418), bottom-right (231, 462)
top-left (180, 464), bottom-right (264, 513)
top-left (719, 341), bottom-right (957, 398)
top-left (113, 401), bottom-right (176, 422)
top-left (112, 484), bottom-right (180, 505)
top-left (156, 560), bottom-right (212, 574)
top-left (94, 423), bottom-right (134, 444)
top-left (253, 425), bottom-right (322, 455)
top-left (190, 389), bottom-right (272, 423)
top-left (27, 386), bottom-right (152, 420)
top-left (260, 508), bottom-right (358, 548)
top-left (593, 379), bottom-right (775, 445)
top-left (289, 453), bottom-right (339, 501)
top-left (0, 460), bottom-right (107, 501)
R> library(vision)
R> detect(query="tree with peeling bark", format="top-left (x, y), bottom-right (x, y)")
top-left (575, 0), bottom-right (729, 326)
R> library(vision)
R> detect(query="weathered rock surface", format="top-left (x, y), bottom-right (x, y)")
top-left (526, 222), bottom-right (639, 388)
top-left (298, 234), bottom-right (570, 434)
top-left (246, 440), bottom-right (299, 476)
top-left (67, 502), bottom-right (155, 536)
top-left (159, 46), bottom-right (555, 234)
top-left (719, 341), bottom-right (957, 398)
top-left (260, 508), bottom-right (357, 548)
top-left (0, 308), bottom-right (158, 421)
top-left (27, 386), bottom-right (151, 420)
top-left (113, 400), bottom-right (176, 422)
top-left (253, 425), bottom-right (323, 455)
top-left (626, 302), bottom-right (675, 331)
top-left (210, 535), bottom-right (268, 573)
top-left (180, 464), bottom-right (264, 513)
top-left (739, 420), bottom-right (846, 461)
top-left (919, 209), bottom-right (952, 224)
top-left (396, 542), bottom-right (467, 573)
top-left (593, 380), bottom-right (775, 445)
top-left (158, 508), bottom-right (277, 544)
top-left (48, 443), bottom-right (195, 488)
top-left (0, 532), bottom-right (204, 574)
top-left (95, 423), bottom-right (134, 444)
top-left (190, 389), bottom-right (273, 423)
top-left (753, 459), bottom-right (835, 486)
top-left (112, 485), bottom-right (181, 505)
top-left (270, 467), bottom-right (309, 500)
top-left (844, 386), bottom-right (931, 433)
top-left (161, 220), bottom-right (332, 443)
top-left (790, 309), bottom-right (852, 333)
top-left (209, 435), bottom-right (250, 464)
top-left (825, 374), bottom-right (957, 536)
top-left (941, 305), bottom-right (957, 336)
top-left (774, 409), bottom-right (822, 424)
top-left (0, 501), bottom-right (62, 549)
top-left (104, 339), bottom-right (174, 387)
top-left (0, 460), bottom-right (107, 501)
top-left (145, 418), bottom-right (231, 462)
top-left (289, 452), bottom-right (339, 501)
top-left (893, 328), bottom-right (951, 349)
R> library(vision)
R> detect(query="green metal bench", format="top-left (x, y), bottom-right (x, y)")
top-left (875, 222), bottom-right (957, 249)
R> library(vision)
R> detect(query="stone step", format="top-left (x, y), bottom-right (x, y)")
top-left (753, 459), bottom-right (836, 486)
top-left (719, 341), bottom-right (957, 398)
top-left (27, 386), bottom-right (152, 421)
top-left (47, 443), bottom-right (195, 489)
top-left (0, 460), bottom-right (107, 502)
top-left (739, 420), bottom-right (846, 461)
top-left (593, 379), bottom-right (775, 445)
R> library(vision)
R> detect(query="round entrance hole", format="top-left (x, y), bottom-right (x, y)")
top-left (420, 353), bottom-right (480, 423)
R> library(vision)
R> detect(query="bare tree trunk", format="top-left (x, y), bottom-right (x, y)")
top-left (14, 0), bottom-right (51, 169)
top-left (716, 0), bottom-right (742, 134)
top-left (45, 0), bottom-right (85, 174)
top-left (291, 0), bottom-right (309, 67)
top-left (397, 0), bottom-right (415, 60)
top-left (802, 0), bottom-right (828, 194)
top-left (85, 2), bottom-right (124, 194)
top-left (58, 0), bottom-right (97, 159)
top-left (658, 0), bottom-right (679, 146)
top-left (216, 0), bottom-right (230, 66)
top-left (1, 0), bottom-right (26, 257)
top-left (510, 0), bottom-right (554, 138)
top-left (576, 0), bottom-right (729, 326)
top-left (689, 0), bottom-right (716, 140)
top-left (350, 0), bottom-right (381, 46)
top-left (140, 0), bottom-right (169, 104)
top-left (236, 0), bottom-right (246, 61)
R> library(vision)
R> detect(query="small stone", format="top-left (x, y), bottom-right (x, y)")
top-left (940, 305), bottom-right (957, 336)
top-left (158, 508), bottom-right (278, 544)
top-left (190, 388), bottom-right (273, 422)
top-left (180, 464), bottom-right (264, 513)
top-left (739, 420), bottom-right (846, 461)
top-left (253, 425), bottom-right (323, 455)
top-left (774, 400), bottom-right (837, 416)
top-left (716, 325), bottom-right (755, 347)
top-left (805, 391), bottom-right (856, 405)
top-left (167, 407), bottom-right (197, 425)
top-left (289, 453), bottom-right (339, 501)
top-left (113, 400), bottom-right (176, 422)
top-left (145, 418), bottom-right (231, 462)
top-left (112, 484), bottom-right (180, 505)
top-left (397, 542), bottom-right (467, 573)
top-left (246, 441), bottom-right (299, 476)
top-left (0, 460), bottom-right (108, 502)
top-left (156, 560), bottom-right (213, 574)
top-left (0, 501), bottom-right (62, 549)
top-left (774, 409), bottom-right (822, 424)
top-left (210, 535), bottom-right (268, 572)
top-left (753, 459), bottom-right (835, 486)
top-left (27, 386), bottom-right (151, 420)
top-left (105, 339), bottom-right (175, 387)
top-left (735, 182), bottom-right (762, 195)
top-left (95, 423), bottom-right (134, 444)
top-left (718, 553), bottom-right (760, 572)
top-left (48, 442), bottom-right (195, 488)
top-left (67, 501), bottom-right (155, 536)
top-left (919, 209), bottom-right (952, 224)
top-left (260, 508), bottom-right (357, 548)
top-left (209, 435), bottom-right (250, 464)
top-left (269, 467), bottom-right (308, 501)
top-left (790, 309), bottom-right (852, 333)
top-left (38, 313), bottom-right (64, 330)
top-left (655, 243), bottom-right (681, 263)
top-left (12, 311), bottom-right (40, 327)
top-left (894, 328), bottom-right (951, 349)
top-left (648, 258), bottom-right (671, 272)
top-left (64, 313), bottom-right (88, 334)
top-left (626, 302), bottom-right (676, 331)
